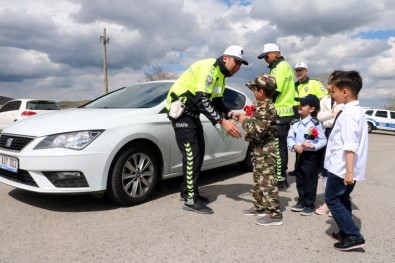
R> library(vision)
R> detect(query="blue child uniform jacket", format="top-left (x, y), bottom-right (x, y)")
top-left (287, 116), bottom-right (327, 151)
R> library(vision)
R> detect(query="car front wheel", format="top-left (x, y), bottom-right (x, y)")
top-left (106, 143), bottom-right (160, 206)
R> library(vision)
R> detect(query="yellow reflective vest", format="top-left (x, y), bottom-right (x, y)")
top-left (269, 57), bottom-right (296, 117)
top-left (165, 58), bottom-right (229, 124)
top-left (296, 77), bottom-right (328, 99)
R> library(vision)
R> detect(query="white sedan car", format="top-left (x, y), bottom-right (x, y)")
top-left (0, 99), bottom-right (60, 130)
top-left (0, 81), bottom-right (253, 206)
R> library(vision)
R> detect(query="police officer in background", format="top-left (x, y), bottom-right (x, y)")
top-left (165, 45), bottom-right (248, 214)
top-left (258, 43), bottom-right (296, 188)
top-left (289, 62), bottom-right (328, 176)
top-left (294, 62), bottom-right (328, 101)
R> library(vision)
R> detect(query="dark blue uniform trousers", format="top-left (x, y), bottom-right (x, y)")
top-left (295, 151), bottom-right (319, 209)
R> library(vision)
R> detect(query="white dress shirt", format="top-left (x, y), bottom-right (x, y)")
top-left (324, 100), bottom-right (368, 180)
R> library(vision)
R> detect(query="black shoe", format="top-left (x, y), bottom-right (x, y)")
top-left (277, 178), bottom-right (288, 189)
top-left (183, 200), bottom-right (213, 214)
top-left (179, 195), bottom-right (209, 204)
top-left (290, 203), bottom-right (305, 212)
top-left (334, 236), bottom-right (365, 251)
top-left (196, 195), bottom-right (209, 203)
top-left (288, 170), bottom-right (296, 176)
top-left (331, 232), bottom-right (346, 242)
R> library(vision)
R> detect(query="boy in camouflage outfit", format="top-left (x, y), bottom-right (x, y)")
top-left (238, 74), bottom-right (282, 226)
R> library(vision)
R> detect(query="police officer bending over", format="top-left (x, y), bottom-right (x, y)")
top-left (165, 45), bottom-right (248, 214)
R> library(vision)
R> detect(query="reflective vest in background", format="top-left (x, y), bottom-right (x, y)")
top-left (165, 58), bottom-right (225, 110)
top-left (296, 77), bottom-right (328, 99)
top-left (269, 58), bottom-right (296, 117)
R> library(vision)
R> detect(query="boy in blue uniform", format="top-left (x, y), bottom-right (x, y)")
top-left (325, 70), bottom-right (367, 251)
top-left (287, 94), bottom-right (327, 216)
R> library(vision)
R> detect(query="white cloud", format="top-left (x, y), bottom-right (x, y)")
top-left (369, 37), bottom-right (395, 78)
top-left (0, 0), bottom-right (394, 108)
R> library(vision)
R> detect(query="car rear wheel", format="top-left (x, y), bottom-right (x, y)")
top-left (367, 122), bottom-right (373, 133)
top-left (106, 143), bottom-right (160, 206)
top-left (239, 144), bottom-right (254, 172)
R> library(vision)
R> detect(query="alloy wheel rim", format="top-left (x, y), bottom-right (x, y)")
top-left (122, 152), bottom-right (154, 197)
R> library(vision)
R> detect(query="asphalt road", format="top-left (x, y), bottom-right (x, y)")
top-left (0, 131), bottom-right (394, 263)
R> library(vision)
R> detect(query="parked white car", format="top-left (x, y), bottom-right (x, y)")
top-left (0, 81), bottom-right (253, 206)
top-left (0, 99), bottom-right (59, 130)
top-left (364, 108), bottom-right (395, 133)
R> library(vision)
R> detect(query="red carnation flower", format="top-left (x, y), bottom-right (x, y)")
top-left (309, 127), bottom-right (318, 138)
top-left (243, 105), bottom-right (256, 116)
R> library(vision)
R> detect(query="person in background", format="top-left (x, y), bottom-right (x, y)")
top-left (239, 74), bottom-right (282, 226)
top-left (325, 70), bottom-right (367, 251)
top-left (165, 45), bottom-right (248, 214)
top-left (258, 43), bottom-right (296, 188)
top-left (315, 71), bottom-right (344, 216)
top-left (294, 62), bottom-right (328, 100)
top-left (287, 94), bottom-right (327, 216)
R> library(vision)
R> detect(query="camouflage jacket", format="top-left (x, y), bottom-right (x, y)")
top-left (241, 99), bottom-right (277, 147)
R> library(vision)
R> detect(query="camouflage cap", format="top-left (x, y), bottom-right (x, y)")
top-left (246, 74), bottom-right (276, 91)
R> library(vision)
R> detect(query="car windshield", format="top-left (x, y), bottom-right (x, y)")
top-left (26, 101), bottom-right (59, 110)
top-left (84, 82), bottom-right (173, 109)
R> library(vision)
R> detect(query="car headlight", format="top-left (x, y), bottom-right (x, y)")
top-left (34, 130), bottom-right (104, 150)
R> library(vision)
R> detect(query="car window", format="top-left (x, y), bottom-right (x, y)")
top-left (364, 110), bottom-right (373, 116)
top-left (26, 101), bottom-right (59, 110)
top-left (85, 82), bottom-right (173, 109)
top-left (375, 110), bottom-right (388, 118)
top-left (390, 111), bottom-right (395, 119)
top-left (223, 89), bottom-right (246, 110)
top-left (0, 101), bottom-right (21, 112)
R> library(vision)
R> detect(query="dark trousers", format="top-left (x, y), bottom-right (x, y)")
top-left (171, 115), bottom-right (205, 202)
top-left (275, 122), bottom-right (290, 181)
top-left (325, 173), bottom-right (363, 239)
top-left (295, 151), bottom-right (319, 208)
top-left (318, 128), bottom-right (332, 177)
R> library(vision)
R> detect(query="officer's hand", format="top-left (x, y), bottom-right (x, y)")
top-left (220, 119), bottom-right (241, 138)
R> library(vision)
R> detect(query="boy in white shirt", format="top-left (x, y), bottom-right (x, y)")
top-left (315, 71), bottom-right (344, 216)
top-left (324, 70), bottom-right (368, 251)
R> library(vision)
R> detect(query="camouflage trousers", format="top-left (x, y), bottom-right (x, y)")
top-left (252, 144), bottom-right (282, 218)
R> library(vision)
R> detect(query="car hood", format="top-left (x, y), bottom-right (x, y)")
top-left (2, 107), bottom-right (165, 137)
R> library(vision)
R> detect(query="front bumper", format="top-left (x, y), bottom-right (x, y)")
top-left (0, 133), bottom-right (116, 194)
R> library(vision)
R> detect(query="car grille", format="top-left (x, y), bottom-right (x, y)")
top-left (51, 178), bottom-right (89, 188)
top-left (0, 168), bottom-right (38, 187)
top-left (0, 134), bottom-right (35, 151)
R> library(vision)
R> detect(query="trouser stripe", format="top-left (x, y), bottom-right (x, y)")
top-left (184, 142), bottom-right (194, 197)
top-left (275, 137), bottom-right (282, 181)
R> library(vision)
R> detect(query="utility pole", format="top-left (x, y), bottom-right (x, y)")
top-left (100, 28), bottom-right (110, 94)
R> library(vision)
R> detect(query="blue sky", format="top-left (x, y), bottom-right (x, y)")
top-left (356, 30), bottom-right (395, 39)
top-left (0, 0), bottom-right (394, 108)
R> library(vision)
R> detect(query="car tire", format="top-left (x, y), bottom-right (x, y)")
top-left (239, 145), bottom-right (254, 172)
top-left (367, 122), bottom-right (373, 133)
top-left (106, 143), bottom-right (160, 206)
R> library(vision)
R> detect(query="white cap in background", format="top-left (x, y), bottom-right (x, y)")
top-left (257, 43), bottom-right (280, 59)
top-left (294, 62), bottom-right (308, 70)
